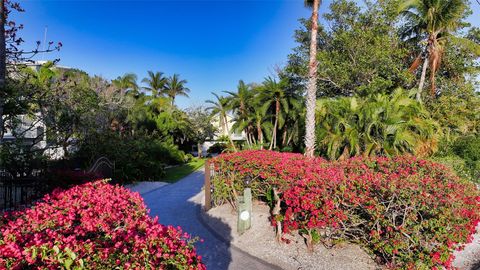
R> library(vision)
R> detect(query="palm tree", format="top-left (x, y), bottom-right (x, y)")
top-left (206, 92), bottom-right (238, 152)
top-left (400, 0), bottom-right (468, 99)
top-left (141, 71), bottom-right (166, 98)
top-left (112, 73), bottom-right (139, 97)
top-left (163, 74), bottom-right (190, 106)
top-left (316, 89), bottom-right (439, 160)
top-left (224, 80), bottom-right (254, 145)
top-left (304, 0), bottom-right (322, 157)
top-left (257, 77), bottom-right (289, 150)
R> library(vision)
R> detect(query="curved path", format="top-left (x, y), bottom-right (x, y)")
top-left (141, 169), bottom-right (281, 270)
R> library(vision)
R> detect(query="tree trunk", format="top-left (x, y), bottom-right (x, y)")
top-left (304, 0), bottom-right (320, 158)
top-left (245, 129), bottom-right (251, 146)
top-left (269, 100), bottom-right (280, 150)
top-left (257, 120), bottom-right (263, 150)
top-left (197, 142), bottom-right (202, 158)
top-left (0, 1), bottom-right (6, 142)
top-left (282, 128), bottom-right (287, 147)
top-left (417, 56), bottom-right (429, 102)
top-left (223, 112), bottom-right (237, 152)
top-left (429, 45), bottom-right (441, 98)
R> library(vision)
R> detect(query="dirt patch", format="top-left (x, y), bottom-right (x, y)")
top-left (453, 224), bottom-right (480, 270)
top-left (202, 201), bottom-right (380, 270)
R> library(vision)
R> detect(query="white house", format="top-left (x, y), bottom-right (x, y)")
top-left (201, 112), bottom-right (246, 155)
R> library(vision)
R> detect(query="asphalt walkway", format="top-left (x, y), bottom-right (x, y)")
top-left (141, 169), bottom-right (281, 270)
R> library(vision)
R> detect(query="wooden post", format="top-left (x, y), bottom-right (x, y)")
top-left (237, 188), bottom-right (252, 234)
top-left (204, 159), bottom-right (211, 211)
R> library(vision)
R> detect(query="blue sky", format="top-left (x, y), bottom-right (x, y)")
top-left (14, 1), bottom-right (480, 108)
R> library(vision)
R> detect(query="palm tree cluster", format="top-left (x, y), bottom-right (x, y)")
top-left (112, 71), bottom-right (190, 105)
top-left (316, 89), bottom-right (439, 160)
top-left (208, 77), bottom-right (303, 151)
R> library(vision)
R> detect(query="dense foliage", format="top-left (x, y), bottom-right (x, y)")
top-left (0, 180), bottom-right (205, 269)
top-left (210, 150), bottom-right (480, 269)
top-left (316, 89), bottom-right (439, 160)
top-left (75, 131), bottom-right (186, 183)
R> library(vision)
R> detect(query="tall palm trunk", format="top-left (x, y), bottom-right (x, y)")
top-left (257, 119), bottom-right (263, 150)
top-left (269, 99), bottom-right (280, 150)
top-left (304, 0), bottom-right (320, 158)
top-left (417, 56), bottom-right (429, 102)
top-left (0, 1), bottom-right (6, 141)
top-left (282, 128), bottom-right (287, 147)
top-left (429, 40), bottom-right (442, 98)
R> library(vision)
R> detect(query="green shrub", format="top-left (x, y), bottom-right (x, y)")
top-left (316, 89), bottom-right (440, 160)
top-left (75, 131), bottom-right (185, 183)
top-left (450, 136), bottom-right (480, 182)
top-left (207, 142), bottom-right (227, 154)
top-left (453, 136), bottom-right (480, 161)
top-left (184, 153), bottom-right (194, 163)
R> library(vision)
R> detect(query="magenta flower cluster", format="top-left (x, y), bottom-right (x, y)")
top-left (0, 180), bottom-right (206, 269)
top-left (211, 150), bottom-right (480, 269)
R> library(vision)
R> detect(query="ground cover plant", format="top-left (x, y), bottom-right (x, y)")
top-left (210, 150), bottom-right (480, 269)
top-left (0, 180), bottom-right (205, 269)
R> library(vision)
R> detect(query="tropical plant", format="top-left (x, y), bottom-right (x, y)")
top-left (206, 92), bottom-right (237, 152)
top-left (224, 80), bottom-right (254, 145)
top-left (163, 74), bottom-right (190, 106)
top-left (141, 70), bottom-right (166, 98)
top-left (257, 77), bottom-right (291, 150)
top-left (112, 73), bottom-right (139, 97)
top-left (399, 0), bottom-right (474, 99)
top-left (316, 89), bottom-right (439, 160)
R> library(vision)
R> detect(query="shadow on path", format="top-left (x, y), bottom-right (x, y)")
top-left (141, 170), bottom-right (279, 270)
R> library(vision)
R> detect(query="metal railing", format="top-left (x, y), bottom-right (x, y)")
top-left (0, 171), bottom-right (48, 211)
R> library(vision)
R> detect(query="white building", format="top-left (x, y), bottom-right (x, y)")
top-left (201, 112), bottom-right (246, 155)
top-left (2, 113), bottom-right (46, 150)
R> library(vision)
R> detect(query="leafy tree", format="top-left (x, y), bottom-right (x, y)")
top-left (163, 74), bottom-right (190, 106)
top-left (185, 106), bottom-right (217, 157)
top-left (141, 71), bottom-right (166, 98)
top-left (0, 1), bottom-right (61, 140)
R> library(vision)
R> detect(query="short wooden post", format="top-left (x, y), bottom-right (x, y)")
top-left (237, 188), bottom-right (252, 234)
top-left (204, 159), bottom-right (211, 211)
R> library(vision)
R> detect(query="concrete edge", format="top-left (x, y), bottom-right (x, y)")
top-left (196, 206), bottom-right (283, 270)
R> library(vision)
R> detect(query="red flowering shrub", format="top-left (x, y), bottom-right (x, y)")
top-left (210, 150), bottom-right (326, 206)
top-left (210, 150), bottom-right (480, 269)
top-left (0, 180), bottom-right (205, 270)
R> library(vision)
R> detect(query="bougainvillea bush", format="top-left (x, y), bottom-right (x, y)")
top-left (0, 180), bottom-right (205, 270)
top-left (210, 150), bottom-right (480, 270)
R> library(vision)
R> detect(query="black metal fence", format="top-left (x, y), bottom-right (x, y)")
top-left (0, 157), bottom-right (115, 212)
top-left (0, 171), bottom-right (49, 211)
